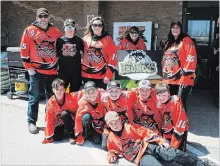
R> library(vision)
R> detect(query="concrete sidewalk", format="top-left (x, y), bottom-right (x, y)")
top-left (0, 89), bottom-right (219, 165)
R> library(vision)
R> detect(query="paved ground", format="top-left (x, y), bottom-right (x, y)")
top-left (0, 89), bottom-right (219, 165)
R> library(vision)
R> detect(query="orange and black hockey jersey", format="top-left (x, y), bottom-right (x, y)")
top-left (156, 95), bottom-right (189, 149)
top-left (116, 38), bottom-right (147, 50)
top-left (75, 91), bottom-right (107, 136)
top-left (162, 36), bottom-right (197, 86)
top-left (44, 92), bottom-right (83, 139)
top-left (102, 91), bottom-right (136, 124)
top-left (127, 89), bottom-right (162, 135)
top-left (107, 123), bottom-right (166, 165)
top-left (20, 21), bottom-right (63, 75)
top-left (81, 34), bottom-right (118, 80)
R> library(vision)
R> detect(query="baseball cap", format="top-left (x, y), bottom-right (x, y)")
top-left (36, 8), bottom-right (49, 16)
top-left (107, 80), bottom-right (121, 90)
top-left (105, 111), bottom-right (120, 125)
top-left (64, 19), bottom-right (75, 26)
top-left (84, 81), bottom-right (96, 92)
top-left (170, 21), bottom-right (182, 28)
top-left (138, 80), bottom-right (151, 89)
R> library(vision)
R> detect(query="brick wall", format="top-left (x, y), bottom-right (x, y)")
top-left (1, 1), bottom-right (182, 48)
top-left (1, 1), bottom-right (99, 47)
top-left (99, 1), bottom-right (183, 49)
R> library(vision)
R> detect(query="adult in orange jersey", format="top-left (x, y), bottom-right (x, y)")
top-left (105, 111), bottom-right (196, 166)
top-left (42, 79), bottom-right (83, 144)
top-left (117, 26), bottom-right (147, 50)
top-left (20, 8), bottom-right (63, 134)
top-left (127, 80), bottom-right (162, 135)
top-left (82, 16), bottom-right (117, 89)
top-left (75, 81), bottom-right (107, 146)
top-left (155, 83), bottom-right (189, 151)
top-left (116, 26), bottom-right (147, 90)
top-left (162, 21), bottom-right (197, 112)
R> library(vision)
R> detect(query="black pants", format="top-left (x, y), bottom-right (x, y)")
top-left (169, 84), bottom-right (191, 112)
top-left (82, 77), bottom-right (107, 90)
top-left (58, 71), bottom-right (82, 92)
top-left (81, 113), bottom-right (107, 148)
top-left (140, 143), bottom-right (196, 166)
top-left (53, 111), bottom-right (75, 141)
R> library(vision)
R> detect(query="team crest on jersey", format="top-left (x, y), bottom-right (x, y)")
top-left (162, 112), bottom-right (173, 134)
top-left (86, 48), bottom-right (103, 64)
top-left (33, 34), bottom-right (56, 58)
top-left (122, 139), bottom-right (141, 161)
top-left (162, 49), bottom-right (181, 79)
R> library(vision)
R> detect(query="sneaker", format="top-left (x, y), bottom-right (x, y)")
top-left (28, 123), bottom-right (38, 134)
top-left (75, 134), bottom-right (85, 145)
top-left (69, 138), bottom-right (76, 145)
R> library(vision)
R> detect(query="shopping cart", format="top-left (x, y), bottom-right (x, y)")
top-left (6, 48), bottom-right (29, 99)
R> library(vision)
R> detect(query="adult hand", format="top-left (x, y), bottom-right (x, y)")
top-left (180, 82), bottom-right (187, 88)
top-left (42, 138), bottom-right (53, 144)
top-left (109, 156), bottom-right (117, 163)
top-left (103, 77), bottom-right (110, 84)
top-left (28, 68), bottom-right (36, 75)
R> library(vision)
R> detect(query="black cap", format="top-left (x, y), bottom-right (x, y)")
top-left (36, 8), bottom-right (49, 16)
top-left (170, 21), bottom-right (182, 28)
top-left (84, 81), bottom-right (96, 92)
top-left (107, 80), bottom-right (121, 90)
top-left (64, 19), bottom-right (75, 26)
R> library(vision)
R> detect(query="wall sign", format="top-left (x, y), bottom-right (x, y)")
top-left (115, 50), bottom-right (163, 80)
top-left (113, 22), bottom-right (152, 50)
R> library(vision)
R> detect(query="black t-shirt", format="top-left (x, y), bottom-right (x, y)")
top-left (56, 35), bottom-right (84, 73)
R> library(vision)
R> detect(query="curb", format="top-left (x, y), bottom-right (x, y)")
top-left (187, 144), bottom-right (219, 165)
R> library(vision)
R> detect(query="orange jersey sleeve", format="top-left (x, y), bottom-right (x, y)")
top-left (44, 98), bottom-right (57, 139)
top-left (20, 28), bottom-right (32, 69)
top-left (170, 96), bottom-right (189, 148)
top-left (179, 37), bottom-right (197, 85)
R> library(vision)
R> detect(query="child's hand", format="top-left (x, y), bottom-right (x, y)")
top-left (109, 156), bottom-right (117, 163)
top-left (160, 142), bottom-right (170, 149)
top-left (42, 138), bottom-right (53, 144)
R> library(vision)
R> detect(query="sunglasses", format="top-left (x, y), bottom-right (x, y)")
top-left (92, 24), bottom-right (103, 28)
top-left (130, 31), bottom-right (138, 34)
top-left (38, 15), bottom-right (48, 18)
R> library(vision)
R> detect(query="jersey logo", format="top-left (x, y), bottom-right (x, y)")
top-left (62, 44), bottom-right (77, 57)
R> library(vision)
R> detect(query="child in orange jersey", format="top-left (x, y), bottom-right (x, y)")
top-left (127, 80), bottom-right (162, 135)
top-left (155, 83), bottom-right (189, 151)
top-left (42, 78), bottom-right (83, 144)
top-left (105, 111), bottom-right (196, 166)
top-left (75, 81), bottom-right (107, 146)
top-left (102, 80), bottom-right (136, 124)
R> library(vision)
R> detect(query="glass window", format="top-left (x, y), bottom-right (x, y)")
top-left (188, 20), bottom-right (214, 46)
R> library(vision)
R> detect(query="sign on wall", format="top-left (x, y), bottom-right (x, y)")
top-left (115, 50), bottom-right (163, 80)
top-left (113, 22), bottom-right (152, 50)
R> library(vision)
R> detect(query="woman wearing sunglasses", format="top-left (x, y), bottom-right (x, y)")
top-left (81, 16), bottom-right (117, 89)
top-left (116, 26), bottom-right (147, 90)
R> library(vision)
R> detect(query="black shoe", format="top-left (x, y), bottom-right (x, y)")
top-left (28, 123), bottom-right (38, 134)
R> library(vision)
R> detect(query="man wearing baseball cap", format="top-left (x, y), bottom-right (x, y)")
top-left (56, 19), bottom-right (84, 93)
top-left (127, 80), bottom-right (162, 135)
top-left (105, 111), bottom-right (197, 166)
top-left (20, 8), bottom-right (63, 134)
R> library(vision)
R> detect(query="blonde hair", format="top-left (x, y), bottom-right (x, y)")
top-left (155, 83), bottom-right (170, 95)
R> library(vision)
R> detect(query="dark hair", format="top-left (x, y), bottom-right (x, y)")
top-left (52, 78), bottom-right (65, 90)
top-left (164, 21), bottom-right (189, 51)
top-left (155, 83), bottom-right (170, 95)
top-left (84, 16), bottom-right (106, 36)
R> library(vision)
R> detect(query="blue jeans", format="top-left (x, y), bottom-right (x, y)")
top-left (27, 72), bottom-right (56, 124)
